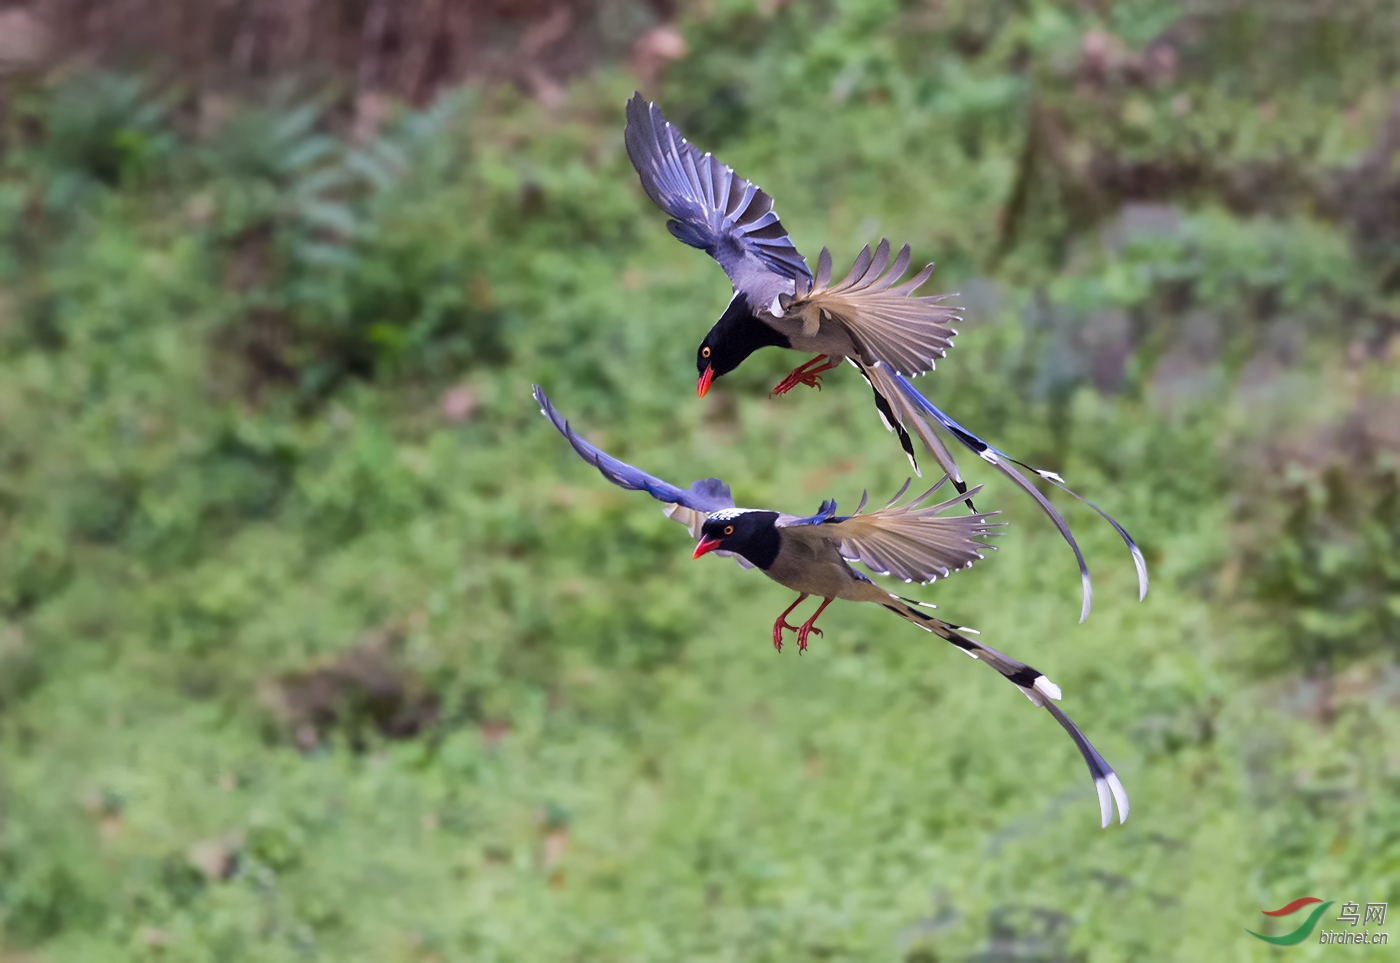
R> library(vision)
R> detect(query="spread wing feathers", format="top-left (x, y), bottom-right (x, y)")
top-left (778, 239), bottom-right (960, 377)
top-left (819, 476), bottom-right (1004, 585)
top-left (533, 383), bottom-right (740, 525)
top-left (890, 371), bottom-right (1149, 623)
top-left (880, 601), bottom-right (1129, 828)
top-left (624, 93), bottom-right (811, 288)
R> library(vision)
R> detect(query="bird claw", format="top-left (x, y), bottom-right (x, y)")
top-left (796, 623), bottom-right (824, 653)
top-left (772, 619), bottom-right (801, 652)
top-left (770, 371), bottom-right (824, 396)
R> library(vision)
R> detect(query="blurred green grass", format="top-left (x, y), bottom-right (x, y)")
top-left (2, 1), bottom-right (1400, 960)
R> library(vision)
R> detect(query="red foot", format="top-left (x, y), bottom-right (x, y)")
top-left (772, 370), bottom-right (825, 395)
top-left (771, 593), bottom-right (810, 653)
top-left (796, 598), bottom-right (834, 654)
top-left (771, 356), bottom-right (840, 396)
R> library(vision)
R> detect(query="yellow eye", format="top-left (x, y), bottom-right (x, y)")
top-left (702, 346), bottom-right (712, 359)
top-left (723, 525), bottom-right (734, 535)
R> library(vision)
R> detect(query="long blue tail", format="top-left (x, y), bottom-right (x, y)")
top-left (883, 602), bottom-right (1129, 827)
top-left (891, 372), bottom-right (1149, 622)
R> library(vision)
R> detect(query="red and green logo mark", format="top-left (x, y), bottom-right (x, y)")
top-left (1247, 897), bottom-right (1334, 946)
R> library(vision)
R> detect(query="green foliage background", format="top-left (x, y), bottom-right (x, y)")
top-left (2, 1), bottom-right (1400, 959)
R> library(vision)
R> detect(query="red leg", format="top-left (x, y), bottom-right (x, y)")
top-left (771, 356), bottom-right (841, 396)
top-left (771, 593), bottom-right (809, 652)
top-left (796, 598), bottom-right (834, 653)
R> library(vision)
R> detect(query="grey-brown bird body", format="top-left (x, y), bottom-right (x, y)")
top-left (764, 522), bottom-right (881, 602)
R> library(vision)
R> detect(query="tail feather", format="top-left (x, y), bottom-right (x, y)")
top-left (885, 369), bottom-right (1148, 621)
top-left (880, 597), bottom-right (1129, 828)
top-left (856, 360), bottom-right (976, 512)
top-left (866, 373), bottom-right (919, 475)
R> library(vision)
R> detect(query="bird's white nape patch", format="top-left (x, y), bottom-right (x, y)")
top-left (1033, 675), bottom-right (1062, 701)
top-left (707, 507), bottom-right (759, 524)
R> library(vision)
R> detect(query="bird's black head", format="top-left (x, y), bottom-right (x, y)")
top-left (692, 510), bottom-right (782, 569)
top-left (696, 295), bottom-right (791, 397)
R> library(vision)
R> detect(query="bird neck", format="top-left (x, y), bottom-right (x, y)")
top-left (708, 296), bottom-right (792, 371)
top-left (735, 518), bottom-right (782, 570)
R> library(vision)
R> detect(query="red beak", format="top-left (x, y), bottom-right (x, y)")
top-left (693, 536), bottom-right (723, 559)
top-left (697, 364), bottom-right (715, 398)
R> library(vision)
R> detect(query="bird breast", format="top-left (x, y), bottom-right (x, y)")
top-left (765, 530), bottom-right (859, 599)
top-left (765, 303), bottom-right (859, 360)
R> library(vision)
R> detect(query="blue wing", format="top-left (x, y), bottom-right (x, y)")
top-left (782, 499), bottom-right (840, 527)
top-left (624, 93), bottom-right (811, 291)
top-left (533, 386), bottom-right (736, 515)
